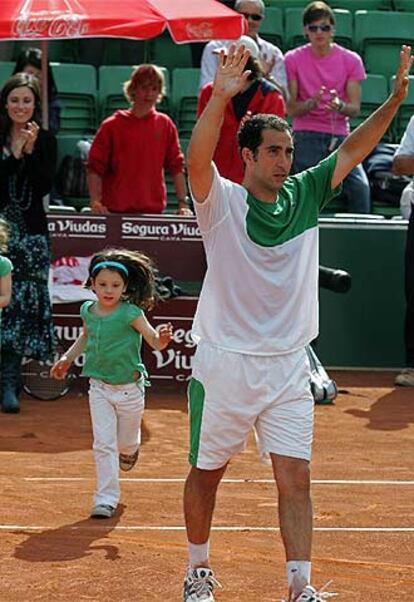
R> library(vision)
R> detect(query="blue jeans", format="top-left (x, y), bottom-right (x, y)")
top-left (293, 131), bottom-right (371, 214)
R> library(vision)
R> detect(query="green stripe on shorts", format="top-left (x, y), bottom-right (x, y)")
top-left (187, 377), bottom-right (205, 466)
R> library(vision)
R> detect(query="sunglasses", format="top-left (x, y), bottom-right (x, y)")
top-left (307, 24), bottom-right (333, 32)
top-left (239, 12), bottom-right (263, 22)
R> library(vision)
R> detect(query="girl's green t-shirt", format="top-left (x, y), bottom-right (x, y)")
top-left (80, 300), bottom-right (145, 384)
top-left (0, 255), bottom-right (13, 277)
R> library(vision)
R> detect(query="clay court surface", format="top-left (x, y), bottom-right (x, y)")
top-left (0, 370), bottom-right (413, 601)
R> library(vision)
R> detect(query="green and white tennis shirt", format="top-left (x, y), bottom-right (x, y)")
top-left (191, 152), bottom-right (341, 355)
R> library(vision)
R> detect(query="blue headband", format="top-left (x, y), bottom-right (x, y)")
top-left (91, 260), bottom-right (129, 277)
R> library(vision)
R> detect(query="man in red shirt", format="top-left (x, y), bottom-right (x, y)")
top-left (197, 36), bottom-right (285, 184)
top-left (88, 65), bottom-right (191, 215)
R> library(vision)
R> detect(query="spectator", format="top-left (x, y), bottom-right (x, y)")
top-left (198, 36), bottom-right (285, 184)
top-left (0, 73), bottom-right (57, 413)
top-left (13, 47), bottom-right (61, 136)
top-left (285, 1), bottom-right (371, 213)
top-left (200, 0), bottom-right (287, 99)
top-left (392, 115), bottom-right (414, 386)
top-left (87, 64), bottom-right (191, 216)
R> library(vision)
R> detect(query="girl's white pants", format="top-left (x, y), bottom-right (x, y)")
top-left (88, 378), bottom-right (145, 507)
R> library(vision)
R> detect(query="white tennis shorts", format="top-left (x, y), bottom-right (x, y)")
top-left (188, 341), bottom-right (315, 470)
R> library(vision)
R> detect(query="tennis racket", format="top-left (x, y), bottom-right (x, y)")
top-left (22, 340), bottom-right (76, 401)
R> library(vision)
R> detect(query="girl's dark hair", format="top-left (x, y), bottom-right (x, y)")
top-left (13, 47), bottom-right (58, 98)
top-left (0, 73), bottom-right (42, 140)
top-left (237, 113), bottom-right (292, 157)
top-left (85, 248), bottom-right (157, 310)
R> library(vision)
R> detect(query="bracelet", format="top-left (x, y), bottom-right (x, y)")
top-left (177, 196), bottom-right (190, 206)
top-left (338, 100), bottom-right (346, 113)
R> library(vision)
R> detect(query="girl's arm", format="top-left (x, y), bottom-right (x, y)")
top-left (0, 272), bottom-right (12, 308)
top-left (131, 315), bottom-right (173, 351)
top-left (50, 324), bottom-right (88, 379)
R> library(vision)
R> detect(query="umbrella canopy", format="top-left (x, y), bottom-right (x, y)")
top-left (0, 1), bottom-right (246, 127)
top-left (0, 0), bottom-right (246, 43)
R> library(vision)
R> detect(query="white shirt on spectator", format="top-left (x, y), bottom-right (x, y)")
top-left (395, 115), bottom-right (414, 219)
top-left (199, 37), bottom-right (287, 95)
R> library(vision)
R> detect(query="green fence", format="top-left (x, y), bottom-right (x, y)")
top-left (318, 217), bottom-right (406, 368)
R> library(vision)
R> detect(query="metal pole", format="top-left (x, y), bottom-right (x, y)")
top-left (40, 39), bottom-right (49, 130)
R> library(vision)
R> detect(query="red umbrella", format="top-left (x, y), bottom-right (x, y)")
top-left (0, 0), bottom-right (246, 126)
top-left (0, 0), bottom-right (245, 43)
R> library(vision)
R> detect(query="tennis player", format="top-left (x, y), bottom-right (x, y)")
top-left (182, 44), bottom-right (413, 601)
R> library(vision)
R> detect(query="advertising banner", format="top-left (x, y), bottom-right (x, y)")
top-left (48, 213), bottom-right (206, 282)
top-left (49, 213), bottom-right (203, 389)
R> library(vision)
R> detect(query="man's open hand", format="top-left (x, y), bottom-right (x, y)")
top-left (212, 44), bottom-right (252, 101)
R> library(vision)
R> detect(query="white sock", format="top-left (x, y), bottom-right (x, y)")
top-left (286, 561), bottom-right (311, 596)
top-left (188, 541), bottom-right (209, 568)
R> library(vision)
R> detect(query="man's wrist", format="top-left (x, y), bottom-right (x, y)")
top-left (177, 196), bottom-right (190, 207)
top-left (210, 93), bottom-right (231, 107)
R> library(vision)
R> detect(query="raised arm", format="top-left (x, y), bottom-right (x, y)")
top-left (131, 315), bottom-right (173, 351)
top-left (332, 45), bottom-right (413, 189)
top-left (187, 45), bottom-right (252, 203)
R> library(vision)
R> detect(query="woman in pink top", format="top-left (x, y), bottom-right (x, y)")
top-left (285, 1), bottom-right (370, 213)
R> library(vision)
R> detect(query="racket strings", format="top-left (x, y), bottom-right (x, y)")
top-left (22, 344), bottom-right (75, 401)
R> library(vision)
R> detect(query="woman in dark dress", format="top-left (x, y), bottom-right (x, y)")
top-left (0, 73), bottom-right (57, 413)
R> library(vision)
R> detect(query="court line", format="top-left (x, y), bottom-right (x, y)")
top-left (20, 477), bottom-right (414, 485)
top-left (0, 525), bottom-right (413, 532)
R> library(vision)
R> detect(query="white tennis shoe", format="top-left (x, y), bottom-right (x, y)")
top-left (90, 504), bottom-right (116, 519)
top-left (183, 567), bottom-right (221, 601)
top-left (285, 583), bottom-right (337, 601)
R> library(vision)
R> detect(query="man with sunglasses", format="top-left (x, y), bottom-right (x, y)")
top-left (200, 0), bottom-right (287, 99)
top-left (285, 1), bottom-right (371, 213)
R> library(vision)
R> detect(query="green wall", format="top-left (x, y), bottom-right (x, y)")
top-left (318, 218), bottom-right (407, 368)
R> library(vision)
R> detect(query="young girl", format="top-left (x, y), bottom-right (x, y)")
top-left (0, 217), bottom-right (13, 329)
top-left (51, 248), bottom-right (173, 519)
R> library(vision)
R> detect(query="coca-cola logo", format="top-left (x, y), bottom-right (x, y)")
top-left (185, 22), bottom-right (215, 39)
top-left (13, 14), bottom-right (88, 38)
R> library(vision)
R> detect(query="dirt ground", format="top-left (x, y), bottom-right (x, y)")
top-left (0, 370), bottom-right (413, 601)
